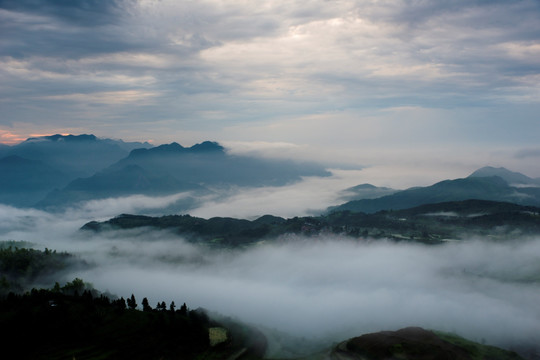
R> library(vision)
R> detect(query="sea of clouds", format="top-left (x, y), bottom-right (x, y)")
top-left (1, 187), bottom-right (540, 356)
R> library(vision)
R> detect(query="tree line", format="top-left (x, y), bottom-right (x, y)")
top-left (0, 278), bottom-right (212, 359)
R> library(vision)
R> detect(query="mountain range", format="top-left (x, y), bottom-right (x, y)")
top-left (2, 134), bottom-right (540, 214)
top-left (0, 134), bottom-right (330, 209)
top-left (0, 134), bottom-right (152, 179)
top-left (2, 135), bottom-right (538, 360)
top-left (108, 141), bottom-right (329, 187)
top-left (0, 134), bottom-right (152, 207)
top-left (469, 166), bottom-right (540, 186)
top-left (330, 167), bottom-right (540, 214)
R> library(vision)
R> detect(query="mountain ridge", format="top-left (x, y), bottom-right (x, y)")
top-left (468, 166), bottom-right (540, 185)
top-left (0, 134), bottom-right (156, 207)
top-left (81, 199), bottom-right (540, 246)
top-left (330, 173), bottom-right (540, 214)
top-left (38, 139), bottom-right (330, 209)
top-left (128, 141), bottom-right (224, 158)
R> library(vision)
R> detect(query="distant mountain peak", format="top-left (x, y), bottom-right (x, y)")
top-left (468, 166), bottom-right (536, 185)
top-left (25, 134), bottom-right (97, 143)
top-left (470, 166), bottom-right (511, 174)
top-left (350, 183), bottom-right (377, 190)
top-left (190, 141), bottom-right (224, 152)
top-left (155, 142), bottom-right (185, 151)
top-left (128, 141), bottom-right (224, 158)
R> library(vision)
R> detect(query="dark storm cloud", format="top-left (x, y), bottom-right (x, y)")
top-left (0, 0), bottom-right (149, 59)
top-left (0, 0), bottom-right (126, 27)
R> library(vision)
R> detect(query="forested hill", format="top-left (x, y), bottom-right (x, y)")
top-left (0, 243), bottom-right (86, 295)
top-left (331, 327), bottom-right (523, 360)
top-left (81, 199), bottom-right (540, 245)
top-left (0, 280), bottom-right (267, 360)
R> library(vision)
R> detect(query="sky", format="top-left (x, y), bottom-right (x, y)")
top-left (1, 0), bottom-right (540, 186)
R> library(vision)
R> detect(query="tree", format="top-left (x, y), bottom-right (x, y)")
top-left (115, 297), bottom-right (127, 310)
top-left (179, 302), bottom-right (187, 316)
top-left (127, 294), bottom-right (137, 310)
top-left (169, 301), bottom-right (176, 312)
top-left (156, 301), bottom-right (166, 311)
top-left (62, 278), bottom-right (86, 296)
top-left (141, 297), bottom-right (152, 312)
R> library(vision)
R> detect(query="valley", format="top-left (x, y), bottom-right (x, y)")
top-left (1, 135), bottom-right (540, 359)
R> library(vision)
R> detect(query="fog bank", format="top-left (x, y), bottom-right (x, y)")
top-left (2, 202), bottom-right (540, 355)
top-left (77, 236), bottom-right (540, 350)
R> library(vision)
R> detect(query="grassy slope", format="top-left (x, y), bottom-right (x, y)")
top-left (435, 331), bottom-right (524, 360)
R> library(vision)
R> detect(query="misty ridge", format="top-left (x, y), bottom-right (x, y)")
top-left (2, 134), bottom-right (540, 359)
top-left (0, 134), bottom-right (330, 210)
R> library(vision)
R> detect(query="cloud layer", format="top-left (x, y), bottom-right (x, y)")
top-left (2, 200), bottom-right (540, 355)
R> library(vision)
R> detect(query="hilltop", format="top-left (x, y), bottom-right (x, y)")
top-left (81, 199), bottom-right (540, 246)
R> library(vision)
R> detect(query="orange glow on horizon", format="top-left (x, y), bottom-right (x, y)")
top-left (0, 131), bottom-right (25, 145)
top-left (0, 131), bottom-right (72, 145)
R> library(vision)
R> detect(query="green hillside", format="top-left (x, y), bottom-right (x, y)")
top-left (329, 327), bottom-right (523, 360)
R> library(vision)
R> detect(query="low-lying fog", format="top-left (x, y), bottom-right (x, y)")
top-left (1, 189), bottom-right (540, 355)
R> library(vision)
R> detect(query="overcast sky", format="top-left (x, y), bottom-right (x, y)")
top-left (1, 0), bottom-right (540, 184)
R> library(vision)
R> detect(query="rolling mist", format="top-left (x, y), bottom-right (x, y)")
top-left (1, 190), bottom-right (540, 356)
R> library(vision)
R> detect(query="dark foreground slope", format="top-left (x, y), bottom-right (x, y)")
top-left (0, 283), bottom-right (267, 360)
top-left (1, 289), bottom-right (523, 360)
top-left (330, 327), bottom-right (523, 360)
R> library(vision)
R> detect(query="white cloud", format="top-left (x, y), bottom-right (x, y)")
top-left (65, 192), bottom-right (193, 220)
top-left (54, 229), bottom-right (540, 353)
top-left (189, 170), bottom-right (363, 219)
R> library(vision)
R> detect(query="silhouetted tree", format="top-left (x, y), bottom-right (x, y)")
top-left (156, 301), bottom-right (166, 311)
top-left (141, 297), bottom-right (152, 312)
top-left (115, 297), bottom-right (127, 310)
top-left (127, 294), bottom-right (137, 310)
top-left (169, 301), bottom-right (176, 312)
top-left (179, 302), bottom-right (187, 316)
